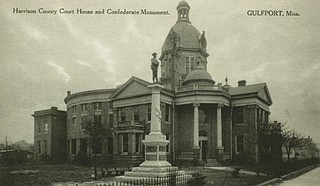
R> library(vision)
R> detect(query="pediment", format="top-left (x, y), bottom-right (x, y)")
top-left (111, 77), bottom-right (151, 99)
top-left (258, 86), bottom-right (272, 105)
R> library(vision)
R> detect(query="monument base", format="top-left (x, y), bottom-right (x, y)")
top-left (124, 166), bottom-right (179, 177)
top-left (123, 132), bottom-right (177, 178)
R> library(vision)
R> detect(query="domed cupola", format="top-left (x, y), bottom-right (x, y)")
top-left (159, 1), bottom-right (210, 91)
top-left (182, 65), bottom-right (215, 86)
top-left (161, 1), bottom-right (204, 52)
top-left (177, 1), bottom-right (191, 22)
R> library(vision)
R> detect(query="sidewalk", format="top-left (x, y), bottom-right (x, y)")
top-left (206, 166), bottom-right (268, 176)
top-left (276, 166), bottom-right (320, 186)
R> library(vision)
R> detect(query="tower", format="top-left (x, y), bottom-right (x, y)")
top-left (160, 1), bottom-right (209, 90)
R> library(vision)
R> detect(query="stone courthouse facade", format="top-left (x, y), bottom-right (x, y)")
top-left (35, 1), bottom-right (273, 164)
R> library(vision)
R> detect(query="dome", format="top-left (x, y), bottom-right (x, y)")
top-left (177, 1), bottom-right (190, 9)
top-left (161, 1), bottom-right (202, 52)
top-left (182, 67), bottom-right (215, 86)
top-left (161, 21), bottom-right (201, 52)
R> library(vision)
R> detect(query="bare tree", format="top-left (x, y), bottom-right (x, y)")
top-left (83, 119), bottom-right (112, 179)
top-left (257, 121), bottom-right (282, 164)
top-left (282, 129), bottom-right (307, 162)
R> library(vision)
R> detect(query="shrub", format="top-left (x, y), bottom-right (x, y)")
top-left (74, 151), bottom-right (89, 166)
top-left (39, 154), bottom-right (51, 163)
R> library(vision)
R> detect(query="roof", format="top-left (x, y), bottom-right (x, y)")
top-left (110, 76), bottom-right (152, 99)
top-left (64, 88), bottom-right (116, 104)
top-left (229, 83), bottom-right (266, 95)
top-left (162, 21), bottom-right (201, 52)
top-left (229, 83), bottom-right (273, 105)
top-left (183, 67), bottom-right (215, 86)
top-left (177, 1), bottom-right (190, 10)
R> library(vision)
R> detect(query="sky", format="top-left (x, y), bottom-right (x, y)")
top-left (1, 0), bottom-right (319, 145)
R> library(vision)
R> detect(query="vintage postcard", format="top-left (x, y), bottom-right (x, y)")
top-left (1, 0), bottom-right (319, 185)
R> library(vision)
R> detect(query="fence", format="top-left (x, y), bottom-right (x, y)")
top-left (95, 172), bottom-right (205, 186)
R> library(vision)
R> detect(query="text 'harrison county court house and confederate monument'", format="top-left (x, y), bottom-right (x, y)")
top-left (32, 1), bottom-right (272, 167)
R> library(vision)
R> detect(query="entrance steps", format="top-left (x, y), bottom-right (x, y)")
top-left (205, 159), bottom-right (223, 167)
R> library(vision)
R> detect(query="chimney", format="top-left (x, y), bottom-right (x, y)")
top-left (51, 106), bottom-right (58, 110)
top-left (238, 80), bottom-right (246, 87)
top-left (67, 91), bottom-right (71, 96)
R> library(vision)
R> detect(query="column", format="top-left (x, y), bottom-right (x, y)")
top-left (254, 106), bottom-right (259, 162)
top-left (216, 104), bottom-right (223, 148)
top-left (216, 104), bottom-right (224, 160)
top-left (150, 85), bottom-right (162, 134)
top-left (193, 103), bottom-right (200, 148)
top-left (131, 133), bottom-right (136, 153)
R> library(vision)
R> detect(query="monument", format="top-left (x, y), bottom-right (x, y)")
top-left (124, 53), bottom-right (178, 178)
top-left (151, 52), bottom-right (159, 83)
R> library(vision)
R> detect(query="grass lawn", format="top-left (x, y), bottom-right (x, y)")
top-left (0, 164), bottom-right (272, 186)
top-left (0, 164), bottom-right (105, 186)
top-left (182, 167), bottom-right (272, 186)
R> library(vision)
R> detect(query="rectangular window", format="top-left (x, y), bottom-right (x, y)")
top-left (72, 117), bottom-right (76, 131)
top-left (38, 122), bottom-right (41, 134)
top-left (44, 122), bottom-right (48, 133)
top-left (185, 56), bottom-right (195, 73)
top-left (147, 104), bottom-right (151, 122)
top-left (94, 115), bottom-right (102, 124)
top-left (81, 104), bottom-right (87, 112)
top-left (233, 106), bottom-right (244, 124)
top-left (44, 140), bottom-right (47, 155)
top-left (185, 57), bottom-right (190, 74)
top-left (134, 107), bottom-right (140, 122)
top-left (80, 115), bottom-right (87, 130)
top-left (257, 108), bottom-right (262, 124)
top-left (38, 140), bottom-right (41, 154)
top-left (80, 138), bottom-right (87, 154)
top-left (119, 108), bottom-right (126, 122)
top-left (122, 133), bottom-right (128, 153)
top-left (135, 134), bottom-right (141, 153)
top-left (72, 106), bottom-right (76, 113)
top-left (236, 135), bottom-right (244, 153)
top-left (67, 140), bottom-right (70, 154)
top-left (190, 57), bottom-right (195, 71)
top-left (165, 104), bottom-right (171, 123)
top-left (94, 102), bottom-right (102, 110)
top-left (109, 113), bottom-right (113, 127)
top-left (71, 139), bottom-right (76, 154)
top-left (199, 109), bottom-right (208, 124)
top-left (166, 134), bottom-right (170, 152)
top-left (108, 137), bottom-right (113, 154)
top-left (92, 137), bottom-right (102, 154)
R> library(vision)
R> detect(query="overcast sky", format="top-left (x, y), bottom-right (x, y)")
top-left (1, 0), bottom-right (319, 145)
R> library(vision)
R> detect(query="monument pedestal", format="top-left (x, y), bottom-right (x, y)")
top-left (125, 132), bottom-right (178, 177)
top-left (123, 84), bottom-right (179, 178)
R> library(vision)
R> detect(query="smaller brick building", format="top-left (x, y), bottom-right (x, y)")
top-left (32, 107), bottom-right (67, 162)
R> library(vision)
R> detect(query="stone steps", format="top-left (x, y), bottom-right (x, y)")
top-left (205, 159), bottom-right (222, 167)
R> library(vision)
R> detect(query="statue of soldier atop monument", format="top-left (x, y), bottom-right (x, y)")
top-left (151, 52), bottom-right (159, 83)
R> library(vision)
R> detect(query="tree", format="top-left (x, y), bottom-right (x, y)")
top-left (257, 121), bottom-right (283, 164)
top-left (245, 120), bottom-right (283, 165)
top-left (83, 118), bottom-right (113, 179)
top-left (282, 129), bottom-right (307, 162)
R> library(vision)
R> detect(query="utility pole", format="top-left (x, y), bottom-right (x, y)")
top-left (5, 136), bottom-right (8, 150)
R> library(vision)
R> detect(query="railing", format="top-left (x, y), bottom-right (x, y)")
top-left (177, 84), bottom-right (222, 93)
top-left (176, 152), bottom-right (194, 160)
top-left (96, 172), bottom-right (205, 186)
top-left (116, 120), bottom-right (144, 127)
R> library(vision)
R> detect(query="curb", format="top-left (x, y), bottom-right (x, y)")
top-left (255, 164), bottom-right (318, 186)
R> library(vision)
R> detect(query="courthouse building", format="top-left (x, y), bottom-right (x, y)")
top-left (35, 1), bottom-right (273, 164)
